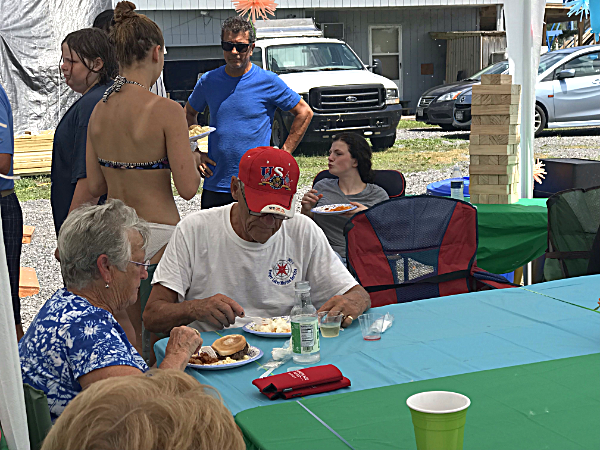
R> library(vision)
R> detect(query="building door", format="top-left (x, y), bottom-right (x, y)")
top-left (369, 26), bottom-right (402, 92)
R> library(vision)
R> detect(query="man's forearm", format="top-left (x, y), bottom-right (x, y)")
top-left (281, 111), bottom-right (312, 154)
top-left (185, 102), bottom-right (199, 127)
top-left (143, 299), bottom-right (198, 334)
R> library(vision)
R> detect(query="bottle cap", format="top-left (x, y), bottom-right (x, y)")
top-left (295, 281), bottom-right (310, 292)
top-left (451, 181), bottom-right (463, 189)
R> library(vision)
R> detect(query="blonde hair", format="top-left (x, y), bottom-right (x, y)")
top-left (41, 370), bottom-right (245, 450)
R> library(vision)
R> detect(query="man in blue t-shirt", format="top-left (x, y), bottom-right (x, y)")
top-left (185, 16), bottom-right (313, 209)
top-left (0, 82), bottom-right (24, 341)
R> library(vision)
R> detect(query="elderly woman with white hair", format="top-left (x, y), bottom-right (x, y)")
top-left (18, 200), bottom-right (203, 422)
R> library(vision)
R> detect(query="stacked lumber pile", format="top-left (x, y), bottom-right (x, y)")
top-left (20, 225), bottom-right (39, 298)
top-left (469, 74), bottom-right (521, 204)
top-left (13, 130), bottom-right (54, 176)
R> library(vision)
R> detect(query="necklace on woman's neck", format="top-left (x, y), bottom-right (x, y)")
top-left (102, 75), bottom-right (148, 102)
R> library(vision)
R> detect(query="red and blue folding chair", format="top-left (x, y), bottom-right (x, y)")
top-left (344, 195), bottom-right (516, 307)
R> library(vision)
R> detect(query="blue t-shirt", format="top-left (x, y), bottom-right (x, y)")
top-left (188, 64), bottom-right (300, 192)
top-left (51, 82), bottom-right (111, 236)
top-left (19, 288), bottom-right (148, 421)
top-left (0, 83), bottom-right (14, 191)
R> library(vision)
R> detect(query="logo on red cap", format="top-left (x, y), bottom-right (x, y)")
top-left (259, 166), bottom-right (292, 191)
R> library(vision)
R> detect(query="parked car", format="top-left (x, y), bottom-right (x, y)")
top-left (453, 45), bottom-right (600, 136)
top-left (415, 61), bottom-right (509, 130)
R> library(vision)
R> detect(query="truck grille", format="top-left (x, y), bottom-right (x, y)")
top-left (309, 84), bottom-right (385, 113)
top-left (418, 96), bottom-right (436, 107)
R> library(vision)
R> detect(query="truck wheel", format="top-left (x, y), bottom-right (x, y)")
top-left (271, 112), bottom-right (289, 149)
top-left (201, 106), bottom-right (210, 126)
top-left (370, 135), bottom-right (396, 150)
top-left (534, 104), bottom-right (546, 137)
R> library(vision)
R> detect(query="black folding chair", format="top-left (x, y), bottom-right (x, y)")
top-left (313, 169), bottom-right (406, 198)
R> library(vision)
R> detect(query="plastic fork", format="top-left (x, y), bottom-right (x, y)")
top-left (243, 316), bottom-right (268, 325)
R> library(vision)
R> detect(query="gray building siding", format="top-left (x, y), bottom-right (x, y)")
top-left (315, 7), bottom-right (478, 107)
top-left (142, 6), bottom-right (479, 108)
top-left (135, 0), bottom-right (498, 9)
top-left (141, 8), bottom-right (305, 58)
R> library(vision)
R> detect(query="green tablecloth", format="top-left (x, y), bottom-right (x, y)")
top-left (0, 427), bottom-right (8, 450)
top-left (236, 353), bottom-right (600, 450)
top-left (475, 198), bottom-right (547, 274)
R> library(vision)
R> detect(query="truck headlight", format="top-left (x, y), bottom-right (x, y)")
top-left (386, 88), bottom-right (399, 105)
top-left (437, 91), bottom-right (462, 102)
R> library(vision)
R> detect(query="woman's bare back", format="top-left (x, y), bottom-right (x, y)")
top-left (88, 86), bottom-right (189, 226)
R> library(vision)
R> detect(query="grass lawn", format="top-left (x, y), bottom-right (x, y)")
top-left (296, 132), bottom-right (468, 187)
top-left (14, 120), bottom-right (466, 201)
top-left (396, 119), bottom-right (438, 129)
top-left (14, 175), bottom-right (52, 202)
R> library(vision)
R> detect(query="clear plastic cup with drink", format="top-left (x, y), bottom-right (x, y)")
top-left (317, 312), bottom-right (343, 338)
top-left (358, 313), bottom-right (383, 341)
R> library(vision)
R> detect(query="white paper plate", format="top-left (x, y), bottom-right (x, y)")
top-left (242, 316), bottom-right (291, 338)
top-left (187, 345), bottom-right (263, 370)
top-left (189, 126), bottom-right (216, 142)
top-left (311, 203), bottom-right (357, 214)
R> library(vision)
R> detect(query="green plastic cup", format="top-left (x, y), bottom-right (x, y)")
top-left (406, 391), bottom-right (470, 450)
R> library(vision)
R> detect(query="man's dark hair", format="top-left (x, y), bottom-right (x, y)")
top-left (333, 132), bottom-right (375, 183)
top-left (93, 9), bottom-right (115, 33)
top-left (62, 28), bottom-right (118, 86)
top-left (221, 16), bottom-right (256, 43)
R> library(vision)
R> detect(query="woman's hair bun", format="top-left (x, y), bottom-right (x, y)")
top-left (113, 1), bottom-right (137, 24)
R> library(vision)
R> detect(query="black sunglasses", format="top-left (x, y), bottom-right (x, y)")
top-left (221, 41), bottom-right (252, 53)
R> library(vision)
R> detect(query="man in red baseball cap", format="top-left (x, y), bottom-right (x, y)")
top-left (144, 147), bottom-right (371, 333)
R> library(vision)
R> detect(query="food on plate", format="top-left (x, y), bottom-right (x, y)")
top-left (251, 317), bottom-right (291, 333)
top-left (188, 335), bottom-right (252, 366)
top-left (212, 335), bottom-right (250, 360)
top-left (323, 204), bottom-right (353, 212)
top-left (189, 352), bottom-right (219, 365)
top-left (188, 125), bottom-right (210, 137)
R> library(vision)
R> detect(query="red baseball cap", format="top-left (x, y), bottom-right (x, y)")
top-left (238, 146), bottom-right (299, 219)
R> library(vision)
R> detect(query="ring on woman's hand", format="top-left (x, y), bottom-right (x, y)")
top-left (193, 328), bottom-right (200, 336)
top-left (346, 315), bottom-right (354, 322)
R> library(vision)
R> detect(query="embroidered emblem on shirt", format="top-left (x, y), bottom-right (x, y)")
top-left (268, 258), bottom-right (298, 286)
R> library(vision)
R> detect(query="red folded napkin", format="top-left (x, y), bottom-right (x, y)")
top-left (252, 364), bottom-right (351, 400)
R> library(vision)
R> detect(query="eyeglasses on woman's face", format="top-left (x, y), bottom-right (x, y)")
top-left (129, 260), bottom-right (151, 270)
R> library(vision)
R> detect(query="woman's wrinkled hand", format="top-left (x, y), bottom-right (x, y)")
top-left (165, 326), bottom-right (203, 359)
top-left (301, 189), bottom-right (323, 215)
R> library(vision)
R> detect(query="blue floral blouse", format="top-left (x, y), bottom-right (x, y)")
top-left (19, 288), bottom-right (148, 421)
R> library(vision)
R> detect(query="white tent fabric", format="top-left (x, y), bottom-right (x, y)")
top-left (504, 0), bottom-right (547, 199)
top-left (0, 219), bottom-right (29, 450)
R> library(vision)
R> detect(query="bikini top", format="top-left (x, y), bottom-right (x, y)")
top-left (99, 76), bottom-right (171, 170)
top-left (98, 157), bottom-right (171, 170)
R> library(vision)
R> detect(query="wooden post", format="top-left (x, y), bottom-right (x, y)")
top-left (578, 18), bottom-right (585, 46)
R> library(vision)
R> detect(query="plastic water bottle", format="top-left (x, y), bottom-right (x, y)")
top-left (450, 165), bottom-right (464, 201)
top-left (291, 281), bottom-right (320, 365)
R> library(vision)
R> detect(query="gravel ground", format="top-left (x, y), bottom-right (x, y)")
top-left (17, 125), bottom-right (600, 330)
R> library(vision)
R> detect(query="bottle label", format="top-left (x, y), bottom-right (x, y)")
top-left (291, 321), bottom-right (320, 354)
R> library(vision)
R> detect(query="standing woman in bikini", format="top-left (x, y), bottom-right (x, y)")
top-left (86, 1), bottom-right (202, 356)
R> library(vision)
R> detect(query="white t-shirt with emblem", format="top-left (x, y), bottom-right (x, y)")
top-left (152, 203), bottom-right (359, 331)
